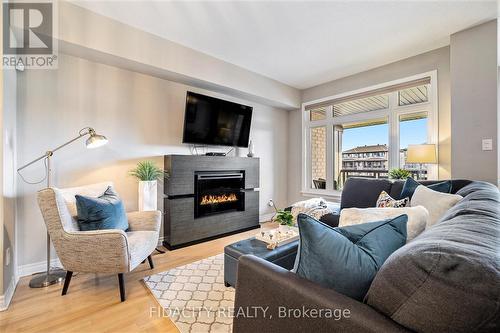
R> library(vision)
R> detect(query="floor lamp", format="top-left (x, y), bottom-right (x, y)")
top-left (17, 127), bottom-right (108, 288)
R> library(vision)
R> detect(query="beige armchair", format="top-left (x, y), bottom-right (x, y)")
top-left (37, 182), bottom-right (161, 302)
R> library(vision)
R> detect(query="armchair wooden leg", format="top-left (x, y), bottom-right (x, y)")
top-left (118, 273), bottom-right (125, 302)
top-left (147, 255), bottom-right (154, 269)
top-left (62, 271), bottom-right (73, 296)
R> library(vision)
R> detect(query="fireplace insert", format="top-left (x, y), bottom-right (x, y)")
top-left (194, 171), bottom-right (245, 218)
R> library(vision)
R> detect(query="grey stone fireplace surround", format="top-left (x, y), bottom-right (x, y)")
top-left (163, 155), bottom-right (260, 249)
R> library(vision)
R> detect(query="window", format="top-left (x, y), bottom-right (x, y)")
top-left (302, 72), bottom-right (437, 195)
top-left (398, 84), bottom-right (428, 106)
top-left (399, 112), bottom-right (429, 180)
top-left (337, 119), bottom-right (388, 189)
top-left (309, 107), bottom-right (326, 121)
top-left (310, 126), bottom-right (326, 189)
top-left (334, 94), bottom-right (389, 116)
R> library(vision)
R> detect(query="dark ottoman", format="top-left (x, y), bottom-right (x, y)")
top-left (224, 237), bottom-right (298, 287)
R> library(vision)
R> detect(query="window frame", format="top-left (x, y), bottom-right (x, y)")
top-left (301, 71), bottom-right (438, 199)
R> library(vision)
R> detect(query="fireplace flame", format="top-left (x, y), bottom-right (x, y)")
top-left (200, 193), bottom-right (238, 205)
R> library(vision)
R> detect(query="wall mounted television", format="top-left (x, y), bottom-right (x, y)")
top-left (182, 91), bottom-right (253, 148)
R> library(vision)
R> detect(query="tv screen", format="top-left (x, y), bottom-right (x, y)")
top-left (182, 92), bottom-right (253, 148)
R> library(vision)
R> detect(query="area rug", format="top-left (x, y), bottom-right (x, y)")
top-left (143, 254), bottom-right (235, 333)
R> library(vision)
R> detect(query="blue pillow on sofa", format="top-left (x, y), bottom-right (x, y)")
top-left (294, 213), bottom-right (407, 301)
top-left (400, 177), bottom-right (452, 199)
top-left (76, 186), bottom-right (128, 231)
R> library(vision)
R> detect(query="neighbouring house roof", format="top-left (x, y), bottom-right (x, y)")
top-left (342, 158), bottom-right (387, 162)
top-left (343, 144), bottom-right (388, 154)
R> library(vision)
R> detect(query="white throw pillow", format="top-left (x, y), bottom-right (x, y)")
top-left (410, 185), bottom-right (462, 227)
top-left (339, 206), bottom-right (429, 242)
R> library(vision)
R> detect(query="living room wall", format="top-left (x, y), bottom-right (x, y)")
top-left (450, 20), bottom-right (498, 184)
top-left (1, 67), bottom-right (17, 304)
top-left (16, 54), bottom-right (289, 270)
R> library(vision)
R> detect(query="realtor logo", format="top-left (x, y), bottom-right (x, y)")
top-left (2, 1), bottom-right (57, 69)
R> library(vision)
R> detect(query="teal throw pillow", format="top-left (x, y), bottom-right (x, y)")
top-left (294, 213), bottom-right (407, 301)
top-left (400, 177), bottom-right (452, 199)
top-left (76, 186), bottom-right (129, 231)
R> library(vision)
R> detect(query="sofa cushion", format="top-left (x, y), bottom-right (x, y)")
top-left (339, 206), bottom-right (428, 242)
top-left (341, 177), bottom-right (393, 209)
top-left (294, 213), bottom-right (407, 301)
top-left (410, 185), bottom-right (462, 227)
top-left (365, 181), bottom-right (500, 333)
top-left (127, 231), bottom-right (158, 270)
top-left (319, 213), bottom-right (340, 227)
top-left (389, 179), bottom-right (472, 199)
top-left (400, 177), bottom-right (452, 199)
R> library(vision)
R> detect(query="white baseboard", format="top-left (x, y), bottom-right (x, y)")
top-left (0, 275), bottom-right (19, 311)
top-left (17, 258), bottom-right (62, 278)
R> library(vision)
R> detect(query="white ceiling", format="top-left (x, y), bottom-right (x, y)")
top-left (73, 1), bottom-right (497, 89)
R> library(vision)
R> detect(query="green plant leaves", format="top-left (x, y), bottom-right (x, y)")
top-left (275, 210), bottom-right (294, 226)
top-left (129, 161), bottom-right (167, 181)
top-left (388, 168), bottom-right (412, 180)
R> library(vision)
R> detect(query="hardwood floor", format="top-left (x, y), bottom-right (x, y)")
top-left (0, 228), bottom-right (261, 333)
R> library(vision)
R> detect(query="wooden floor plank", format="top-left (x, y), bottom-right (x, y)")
top-left (0, 227), bottom-right (263, 333)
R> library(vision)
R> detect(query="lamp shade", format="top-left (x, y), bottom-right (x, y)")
top-left (86, 130), bottom-right (108, 149)
top-left (406, 144), bottom-right (437, 164)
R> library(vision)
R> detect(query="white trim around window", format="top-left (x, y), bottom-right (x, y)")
top-left (301, 70), bottom-right (439, 198)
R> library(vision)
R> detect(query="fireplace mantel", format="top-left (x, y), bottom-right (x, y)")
top-left (163, 155), bottom-right (260, 249)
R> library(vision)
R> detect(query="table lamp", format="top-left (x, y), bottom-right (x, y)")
top-left (406, 144), bottom-right (437, 164)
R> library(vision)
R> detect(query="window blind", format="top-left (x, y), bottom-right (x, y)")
top-left (305, 77), bottom-right (431, 112)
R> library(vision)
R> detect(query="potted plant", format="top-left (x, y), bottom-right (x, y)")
top-left (388, 168), bottom-right (412, 180)
top-left (269, 199), bottom-right (295, 232)
top-left (129, 161), bottom-right (167, 211)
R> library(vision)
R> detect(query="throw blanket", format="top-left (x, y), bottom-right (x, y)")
top-left (290, 198), bottom-right (334, 223)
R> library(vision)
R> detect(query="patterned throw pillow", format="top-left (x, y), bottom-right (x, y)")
top-left (376, 191), bottom-right (409, 208)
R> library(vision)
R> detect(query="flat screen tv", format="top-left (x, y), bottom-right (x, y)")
top-left (182, 92), bottom-right (253, 148)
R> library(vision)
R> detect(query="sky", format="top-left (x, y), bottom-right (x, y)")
top-left (342, 118), bottom-right (427, 151)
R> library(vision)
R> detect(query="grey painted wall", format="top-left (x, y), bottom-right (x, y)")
top-left (289, 47), bottom-right (452, 203)
top-left (2, 68), bottom-right (17, 296)
top-left (58, 2), bottom-right (301, 109)
top-left (16, 53), bottom-right (289, 268)
top-left (451, 20), bottom-right (498, 184)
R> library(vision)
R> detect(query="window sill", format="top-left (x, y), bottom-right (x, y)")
top-left (300, 189), bottom-right (342, 202)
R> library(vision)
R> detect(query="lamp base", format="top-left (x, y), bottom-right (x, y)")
top-left (29, 268), bottom-right (66, 288)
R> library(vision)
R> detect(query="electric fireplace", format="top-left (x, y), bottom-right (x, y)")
top-left (194, 171), bottom-right (245, 218)
top-left (163, 155), bottom-right (259, 250)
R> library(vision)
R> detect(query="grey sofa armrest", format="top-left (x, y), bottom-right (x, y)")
top-left (233, 255), bottom-right (409, 333)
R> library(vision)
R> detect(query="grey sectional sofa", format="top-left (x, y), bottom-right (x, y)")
top-left (233, 178), bottom-right (499, 332)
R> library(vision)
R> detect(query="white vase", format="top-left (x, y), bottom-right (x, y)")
top-left (138, 180), bottom-right (157, 211)
top-left (247, 140), bottom-right (255, 157)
